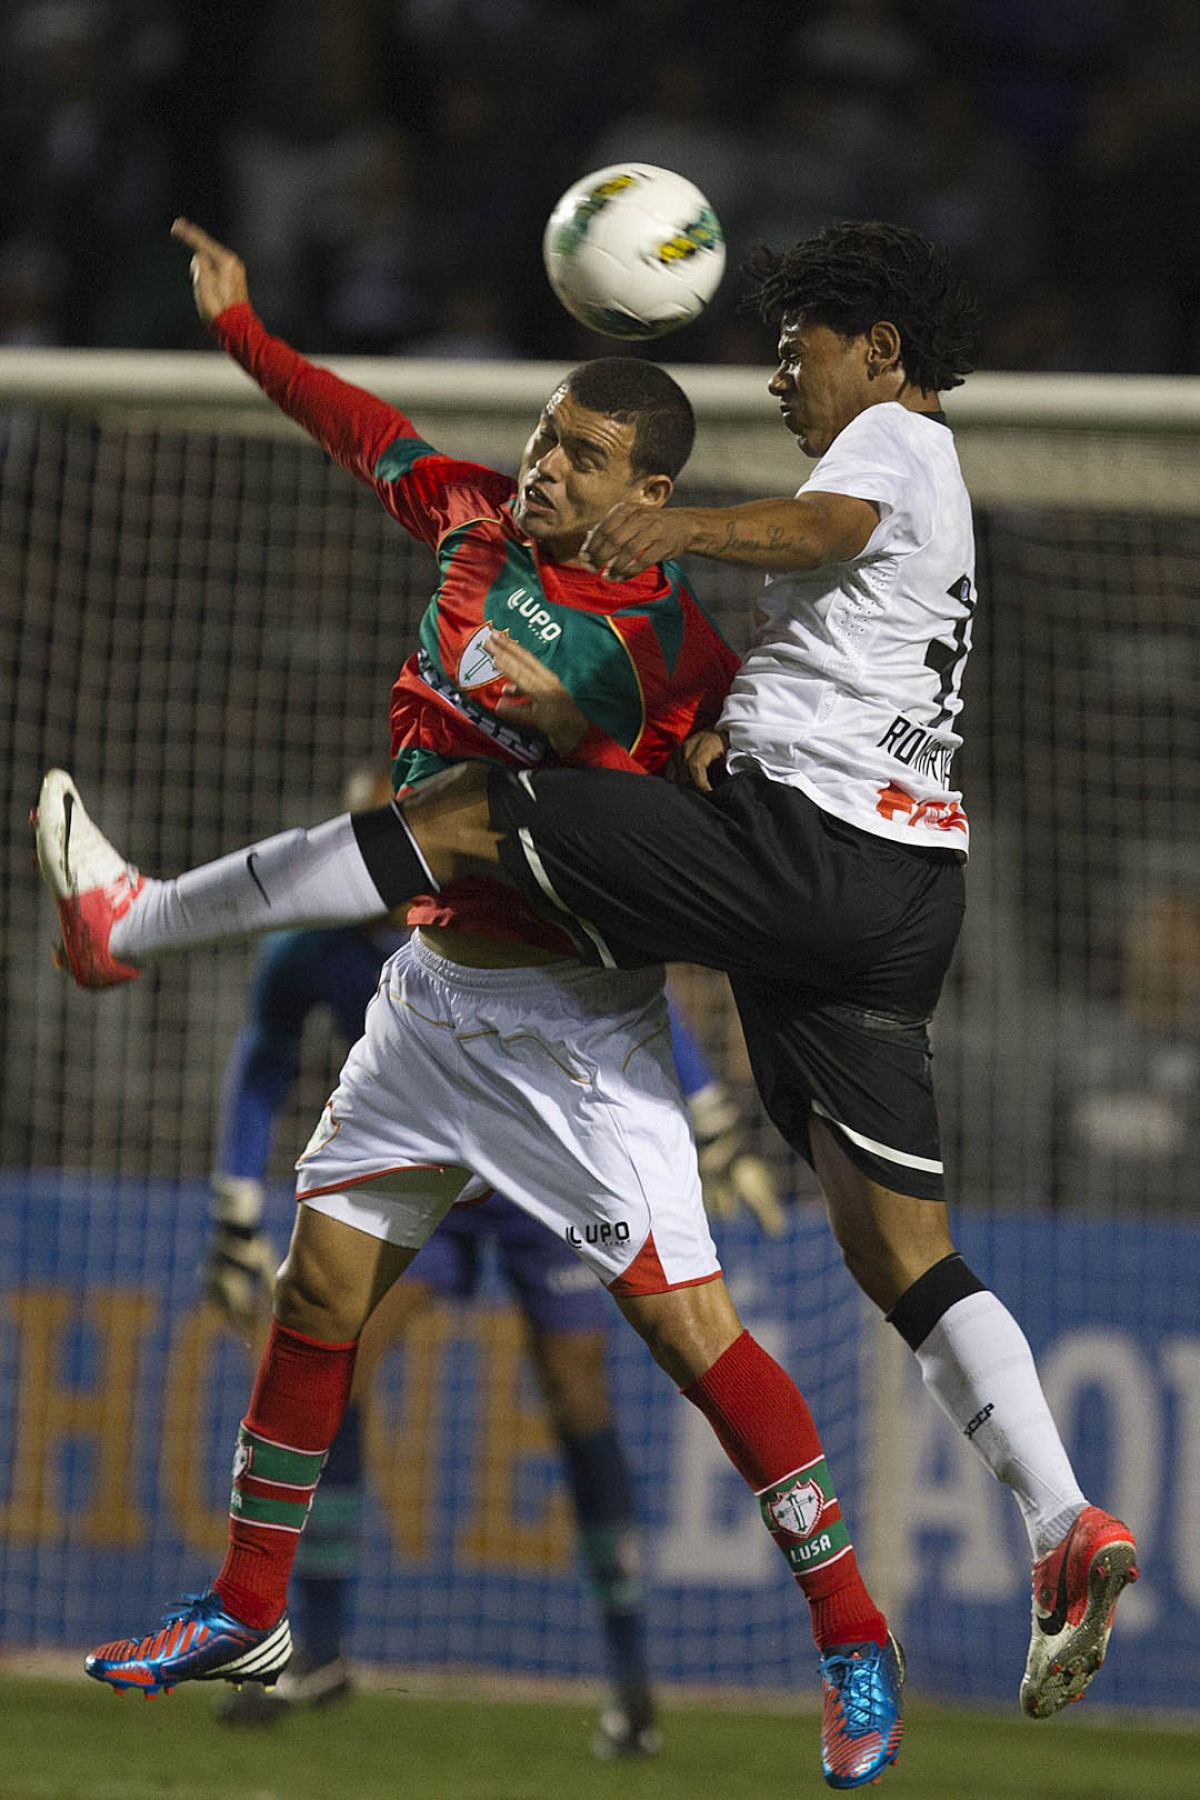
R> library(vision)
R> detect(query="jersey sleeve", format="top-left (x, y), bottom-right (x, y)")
top-left (799, 405), bottom-right (937, 551)
top-left (212, 303), bottom-right (516, 546)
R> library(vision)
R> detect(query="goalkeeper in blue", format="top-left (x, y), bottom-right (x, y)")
top-left (205, 774), bottom-right (781, 1755)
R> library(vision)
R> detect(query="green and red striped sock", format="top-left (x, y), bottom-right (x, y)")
top-left (213, 1320), bottom-right (357, 1630)
top-left (684, 1331), bottom-right (887, 1651)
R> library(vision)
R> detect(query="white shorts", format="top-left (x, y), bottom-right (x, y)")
top-left (295, 933), bottom-right (721, 1296)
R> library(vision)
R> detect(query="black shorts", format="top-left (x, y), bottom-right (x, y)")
top-left (490, 765), bottom-right (965, 1201)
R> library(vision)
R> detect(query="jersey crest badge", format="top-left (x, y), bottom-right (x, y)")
top-left (457, 626), bottom-right (504, 690)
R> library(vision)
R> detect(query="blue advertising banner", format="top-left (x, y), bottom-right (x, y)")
top-left (0, 1172), bottom-right (1193, 1709)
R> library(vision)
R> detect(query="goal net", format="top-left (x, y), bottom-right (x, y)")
top-left (1, 349), bottom-right (1196, 1706)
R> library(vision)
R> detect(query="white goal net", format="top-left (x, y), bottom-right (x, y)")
top-left (1, 350), bottom-right (1196, 1704)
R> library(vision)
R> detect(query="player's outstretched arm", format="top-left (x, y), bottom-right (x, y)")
top-left (172, 218), bottom-right (250, 324)
top-left (169, 219), bottom-right (431, 506)
top-left (583, 491), bottom-right (879, 580)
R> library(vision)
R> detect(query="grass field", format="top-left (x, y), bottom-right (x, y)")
top-left (2, 1675), bottom-right (1197, 1800)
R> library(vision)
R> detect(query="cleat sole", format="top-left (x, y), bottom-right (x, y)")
top-left (1021, 1538), bottom-right (1138, 1718)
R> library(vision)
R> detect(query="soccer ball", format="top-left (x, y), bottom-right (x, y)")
top-left (542, 164), bottom-right (725, 341)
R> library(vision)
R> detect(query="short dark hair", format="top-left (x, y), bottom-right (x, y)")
top-left (564, 356), bottom-right (695, 478)
top-left (745, 220), bottom-right (979, 392)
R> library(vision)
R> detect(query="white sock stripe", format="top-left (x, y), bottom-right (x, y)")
top-left (240, 1427), bottom-right (327, 1460)
top-left (753, 1454), bottom-right (825, 1497)
top-left (240, 1477), bottom-right (319, 1495)
top-left (226, 1512), bottom-right (303, 1535)
top-left (390, 801), bottom-right (439, 893)
top-left (811, 1099), bottom-right (943, 1175)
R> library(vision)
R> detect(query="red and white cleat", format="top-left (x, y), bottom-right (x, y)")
top-left (1020, 1505), bottom-right (1139, 1718)
top-left (33, 769), bottom-right (144, 988)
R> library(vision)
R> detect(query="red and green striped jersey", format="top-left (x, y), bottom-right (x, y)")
top-left (214, 305), bottom-right (739, 949)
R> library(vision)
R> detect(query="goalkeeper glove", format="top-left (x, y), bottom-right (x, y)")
top-left (688, 1082), bottom-right (786, 1236)
top-left (206, 1175), bottom-right (277, 1333)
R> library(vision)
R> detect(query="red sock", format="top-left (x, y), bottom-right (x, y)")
top-left (684, 1331), bottom-right (887, 1651)
top-left (214, 1320), bottom-right (357, 1629)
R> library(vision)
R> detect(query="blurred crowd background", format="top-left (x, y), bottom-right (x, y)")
top-left (2, 0), bottom-right (1200, 368)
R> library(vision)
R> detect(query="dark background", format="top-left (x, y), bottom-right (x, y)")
top-left (3, 0), bottom-right (1199, 369)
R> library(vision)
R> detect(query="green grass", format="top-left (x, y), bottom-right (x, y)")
top-left (1, 1676), bottom-right (1196, 1800)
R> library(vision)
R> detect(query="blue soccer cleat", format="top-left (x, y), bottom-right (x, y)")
top-left (85, 1590), bottom-right (292, 1696)
top-left (818, 1631), bottom-right (905, 1789)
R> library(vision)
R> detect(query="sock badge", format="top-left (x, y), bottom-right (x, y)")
top-left (758, 1460), bottom-right (850, 1575)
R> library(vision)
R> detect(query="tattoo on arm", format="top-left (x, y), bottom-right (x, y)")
top-left (700, 519), bottom-right (807, 562)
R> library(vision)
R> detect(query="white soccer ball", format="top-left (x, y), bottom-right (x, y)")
top-left (542, 164), bottom-right (725, 341)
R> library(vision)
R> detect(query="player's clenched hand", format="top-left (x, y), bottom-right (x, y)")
top-left (583, 501), bottom-right (698, 580)
top-left (674, 728), bottom-right (729, 792)
top-left (171, 218), bottom-right (250, 325)
top-left (486, 631), bottom-right (590, 756)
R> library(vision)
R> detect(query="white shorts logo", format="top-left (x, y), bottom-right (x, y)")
top-left (297, 1102), bottom-right (340, 1165)
top-left (767, 1477), bottom-right (825, 1540)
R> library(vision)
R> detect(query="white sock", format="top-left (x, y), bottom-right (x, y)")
top-left (915, 1290), bottom-right (1085, 1559)
top-left (111, 814), bottom-right (388, 961)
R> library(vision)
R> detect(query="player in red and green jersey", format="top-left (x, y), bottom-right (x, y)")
top-left (53, 221), bottom-right (904, 1788)
top-left (207, 283), bottom-right (739, 958)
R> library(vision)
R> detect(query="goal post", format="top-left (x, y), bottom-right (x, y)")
top-left (4, 347), bottom-right (1195, 1188)
top-left (1, 350), bottom-right (1196, 1704)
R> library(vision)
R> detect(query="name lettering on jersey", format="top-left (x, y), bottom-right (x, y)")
top-left (565, 1221), bottom-right (631, 1248)
top-left (877, 714), bottom-right (956, 788)
top-left (505, 587), bottom-right (562, 644)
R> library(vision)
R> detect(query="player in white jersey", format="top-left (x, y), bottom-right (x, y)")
top-left (40, 222), bottom-right (1135, 1730)
top-left (721, 399), bottom-right (974, 845)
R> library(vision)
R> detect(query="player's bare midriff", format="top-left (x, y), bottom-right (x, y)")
top-left (416, 924), bottom-right (573, 969)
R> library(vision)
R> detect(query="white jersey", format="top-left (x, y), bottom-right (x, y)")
top-left (721, 402), bottom-right (975, 853)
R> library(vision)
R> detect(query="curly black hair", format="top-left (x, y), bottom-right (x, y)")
top-left (744, 220), bottom-right (980, 392)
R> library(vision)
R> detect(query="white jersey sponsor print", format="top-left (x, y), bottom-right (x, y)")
top-left (722, 403), bottom-right (975, 852)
